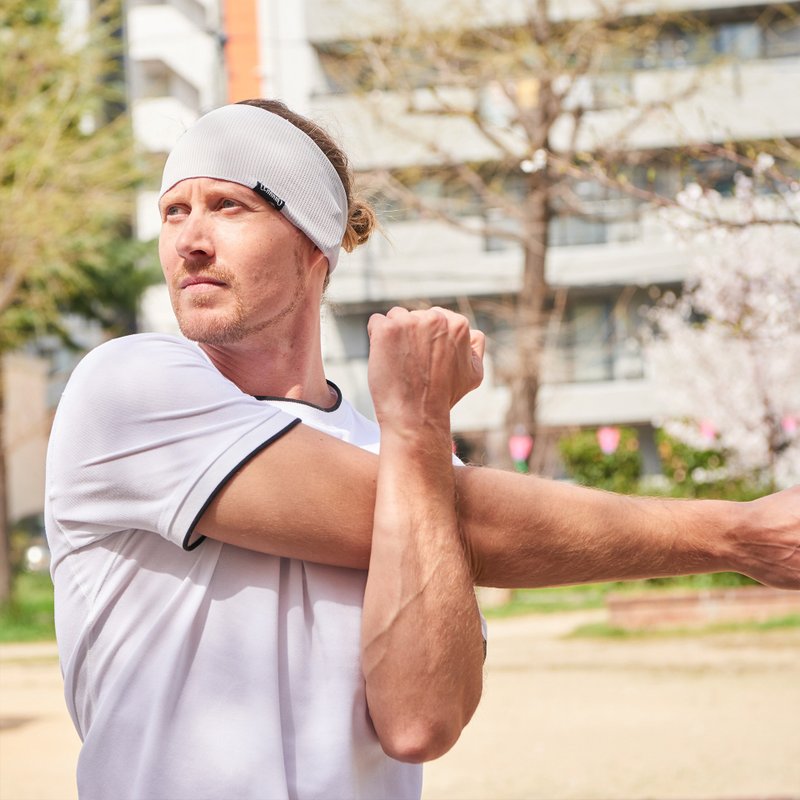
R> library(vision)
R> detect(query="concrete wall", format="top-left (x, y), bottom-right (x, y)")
top-left (3, 355), bottom-right (49, 524)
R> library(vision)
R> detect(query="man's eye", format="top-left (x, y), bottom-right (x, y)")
top-left (220, 198), bottom-right (238, 209)
top-left (164, 205), bottom-right (185, 217)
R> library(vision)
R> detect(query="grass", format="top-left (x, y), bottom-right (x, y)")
top-left (0, 571), bottom-right (56, 642)
top-left (482, 572), bottom-right (759, 619)
top-left (568, 614), bottom-right (800, 639)
top-left (483, 584), bottom-right (608, 618)
top-left (0, 569), bottom-right (782, 642)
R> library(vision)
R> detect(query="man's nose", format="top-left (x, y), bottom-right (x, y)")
top-left (174, 210), bottom-right (215, 262)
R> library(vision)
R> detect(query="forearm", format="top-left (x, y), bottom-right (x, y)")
top-left (458, 467), bottom-right (749, 588)
top-left (361, 427), bottom-right (483, 762)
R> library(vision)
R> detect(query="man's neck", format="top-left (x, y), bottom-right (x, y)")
top-left (199, 326), bottom-right (333, 409)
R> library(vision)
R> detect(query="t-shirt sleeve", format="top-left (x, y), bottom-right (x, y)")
top-left (47, 334), bottom-right (300, 551)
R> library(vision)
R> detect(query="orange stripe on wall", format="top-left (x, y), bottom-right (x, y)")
top-left (222, 0), bottom-right (261, 101)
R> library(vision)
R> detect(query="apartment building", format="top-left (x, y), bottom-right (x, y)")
top-left (124, 0), bottom-right (226, 330)
top-left (296, 0), bottom-right (800, 471)
top-left (133, 0), bottom-right (799, 471)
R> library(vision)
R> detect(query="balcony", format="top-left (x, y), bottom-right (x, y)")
top-left (311, 53), bottom-right (800, 171)
top-left (127, 2), bottom-right (222, 110)
top-left (132, 96), bottom-right (200, 153)
top-left (328, 211), bottom-right (688, 307)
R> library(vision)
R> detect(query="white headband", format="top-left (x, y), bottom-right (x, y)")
top-left (160, 104), bottom-right (348, 272)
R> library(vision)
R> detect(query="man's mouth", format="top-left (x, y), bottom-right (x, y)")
top-left (179, 275), bottom-right (227, 290)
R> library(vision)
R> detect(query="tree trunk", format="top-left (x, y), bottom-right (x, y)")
top-left (505, 183), bottom-right (551, 470)
top-left (0, 369), bottom-right (11, 604)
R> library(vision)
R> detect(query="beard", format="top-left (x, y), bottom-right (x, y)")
top-left (170, 258), bottom-right (307, 346)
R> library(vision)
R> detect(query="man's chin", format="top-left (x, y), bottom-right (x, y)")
top-left (175, 313), bottom-right (246, 347)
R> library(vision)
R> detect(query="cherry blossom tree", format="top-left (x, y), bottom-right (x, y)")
top-left (647, 161), bottom-right (800, 489)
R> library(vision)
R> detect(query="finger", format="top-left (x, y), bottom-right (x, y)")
top-left (426, 307), bottom-right (473, 342)
top-left (367, 312), bottom-right (386, 339)
top-left (470, 330), bottom-right (486, 363)
top-left (429, 306), bottom-right (467, 326)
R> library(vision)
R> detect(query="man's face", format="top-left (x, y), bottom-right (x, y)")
top-left (158, 177), bottom-right (325, 346)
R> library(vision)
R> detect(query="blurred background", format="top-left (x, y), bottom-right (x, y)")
top-left (2, 0), bottom-right (800, 601)
top-left (0, 1), bottom-right (799, 796)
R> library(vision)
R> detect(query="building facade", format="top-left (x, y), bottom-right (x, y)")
top-left (135, 0), bottom-right (800, 472)
top-left (298, 0), bottom-right (800, 472)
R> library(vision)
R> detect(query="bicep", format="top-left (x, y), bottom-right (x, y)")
top-left (195, 424), bottom-right (379, 569)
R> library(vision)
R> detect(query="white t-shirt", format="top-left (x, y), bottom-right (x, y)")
top-left (45, 333), bottom-right (422, 800)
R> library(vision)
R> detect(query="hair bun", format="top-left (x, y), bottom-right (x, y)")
top-left (342, 199), bottom-right (378, 252)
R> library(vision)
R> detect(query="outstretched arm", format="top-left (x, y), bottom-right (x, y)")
top-left (201, 413), bottom-right (800, 592)
top-left (198, 301), bottom-right (800, 595)
top-left (457, 469), bottom-right (800, 590)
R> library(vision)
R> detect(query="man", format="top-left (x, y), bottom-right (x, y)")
top-left (45, 99), bottom-right (800, 800)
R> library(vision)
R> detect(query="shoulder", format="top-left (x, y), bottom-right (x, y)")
top-left (59, 333), bottom-right (235, 423)
top-left (67, 334), bottom-right (216, 393)
top-left (73, 333), bottom-right (205, 377)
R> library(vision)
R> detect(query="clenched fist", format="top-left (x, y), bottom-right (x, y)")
top-left (367, 307), bottom-right (485, 435)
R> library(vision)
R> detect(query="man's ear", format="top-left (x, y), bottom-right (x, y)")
top-left (309, 245), bottom-right (329, 278)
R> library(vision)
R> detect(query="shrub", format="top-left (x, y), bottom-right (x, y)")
top-left (558, 427), bottom-right (642, 493)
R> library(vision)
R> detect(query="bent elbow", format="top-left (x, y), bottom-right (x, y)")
top-left (378, 718), bottom-right (464, 764)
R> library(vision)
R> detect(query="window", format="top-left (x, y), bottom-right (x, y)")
top-left (569, 299), bottom-right (615, 381)
top-left (690, 158), bottom-right (738, 196)
top-left (549, 216), bottom-right (607, 247)
top-left (137, 60), bottom-right (170, 99)
top-left (549, 290), bottom-right (653, 384)
top-left (764, 18), bottom-right (800, 58)
top-left (716, 22), bottom-right (762, 60)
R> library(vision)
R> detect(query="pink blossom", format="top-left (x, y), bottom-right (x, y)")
top-left (647, 177), bottom-right (800, 487)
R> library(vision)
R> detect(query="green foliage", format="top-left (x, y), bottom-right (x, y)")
top-left (569, 614), bottom-right (800, 639)
top-left (656, 428), bottom-right (724, 483)
top-left (558, 426), bottom-right (642, 493)
top-left (559, 426), bottom-right (769, 500)
top-left (0, 571), bottom-right (55, 642)
top-left (0, 0), bottom-right (156, 352)
top-left (483, 585), bottom-right (609, 617)
top-left (484, 573), bottom-right (759, 618)
top-left (654, 430), bottom-right (768, 499)
top-left (5, 237), bottom-right (162, 345)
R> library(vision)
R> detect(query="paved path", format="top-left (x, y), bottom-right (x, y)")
top-left (0, 643), bottom-right (78, 800)
top-left (423, 611), bottom-right (800, 800)
top-left (1, 613), bottom-right (799, 800)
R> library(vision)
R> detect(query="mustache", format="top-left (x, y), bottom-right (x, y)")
top-left (173, 265), bottom-right (235, 288)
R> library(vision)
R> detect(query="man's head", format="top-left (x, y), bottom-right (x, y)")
top-left (161, 101), bottom-right (351, 273)
top-left (157, 101), bottom-right (377, 346)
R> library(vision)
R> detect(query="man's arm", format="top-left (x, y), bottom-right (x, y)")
top-left (359, 308), bottom-right (484, 762)
top-left (455, 469), bottom-right (800, 590)
top-left (198, 302), bottom-right (800, 594)
top-left (203, 433), bottom-right (800, 588)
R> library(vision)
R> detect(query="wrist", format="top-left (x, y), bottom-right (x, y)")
top-left (377, 415), bottom-right (452, 449)
top-left (699, 498), bottom-right (746, 574)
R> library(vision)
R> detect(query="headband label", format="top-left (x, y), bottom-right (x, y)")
top-left (254, 181), bottom-right (286, 211)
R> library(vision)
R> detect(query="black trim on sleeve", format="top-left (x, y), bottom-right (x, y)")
top-left (181, 417), bottom-right (302, 551)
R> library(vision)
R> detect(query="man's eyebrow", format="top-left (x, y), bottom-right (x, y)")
top-left (159, 183), bottom-right (259, 210)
